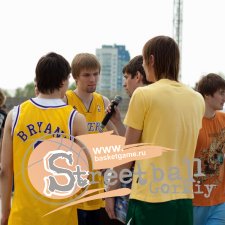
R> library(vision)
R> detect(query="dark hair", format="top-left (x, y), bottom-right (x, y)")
top-left (122, 55), bottom-right (151, 85)
top-left (35, 52), bottom-right (71, 94)
top-left (71, 53), bottom-right (101, 79)
top-left (143, 36), bottom-right (180, 81)
top-left (197, 73), bottom-right (225, 97)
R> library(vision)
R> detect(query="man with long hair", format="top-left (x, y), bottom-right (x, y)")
top-left (106, 36), bottom-right (205, 225)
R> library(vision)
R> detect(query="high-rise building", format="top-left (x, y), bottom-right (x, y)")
top-left (96, 44), bottom-right (130, 96)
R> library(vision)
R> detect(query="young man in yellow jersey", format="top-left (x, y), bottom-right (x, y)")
top-left (65, 53), bottom-right (120, 225)
top-left (0, 52), bottom-right (88, 225)
top-left (193, 74), bottom-right (225, 225)
top-left (105, 36), bottom-right (205, 225)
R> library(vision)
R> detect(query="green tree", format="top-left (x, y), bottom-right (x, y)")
top-left (24, 82), bottom-right (35, 98)
top-left (14, 82), bottom-right (35, 98)
top-left (2, 89), bottom-right (11, 97)
top-left (14, 87), bottom-right (24, 97)
top-left (68, 82), bottom-right (76, 90)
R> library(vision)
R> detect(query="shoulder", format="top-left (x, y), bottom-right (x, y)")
top-left (130, 86), bottom-right (148, 102)
top-left (65, 89), bottom-right (73, 96)
top-left (74, 111), bottom-right (86, 120)
top-left (65, 90), bottom-right (74, 99)
top-left (189, 89), bottom-right (204, 103)
top-left (191, 90), bottom-right (205, 110)
top-left (93, 92), bottom-right (106, 100)
top-left (65, 90), bottom-right (77, 105)
top-left (73, 112), bottom-right (87, 128)
top-left (19, 99), bottom-right (32, 108)
top-left (102, 95), bottom-right (111, 109)
top-left (216, 111), bottom-right (225, 119)
top-left (93, 92), bottom-right (110, 107)
top-left (179, 83), bottom-right (205, 104)
top-left (102, 95), bottom-right (110, 103)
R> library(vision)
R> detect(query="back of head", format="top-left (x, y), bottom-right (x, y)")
top-left (123, 55), bottom-right (151, 85)
top-left (71, 53), bottom-right (101, 79)
top-left (143, 35), bottom-right (180, 81)
top-left (35, 52), bottom-right (71, 94)
top-left (0, 89), bottom-right (6, 108)
top-left (197, 73), bottom-right (225, 97)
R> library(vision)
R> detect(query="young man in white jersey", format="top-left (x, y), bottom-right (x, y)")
top-left (105, 36), bottom-right (205, 225)
top-left (0, 52), bottom-right (87, 225)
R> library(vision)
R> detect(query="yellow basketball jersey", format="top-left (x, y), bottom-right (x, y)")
top-left (66, 90), bottom-right (105, 210)
top-left (9, 98), bottom-right (78, 225)
top-left (66, 90), bottom-right (105, 134)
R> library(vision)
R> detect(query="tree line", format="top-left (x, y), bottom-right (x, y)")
top-left (3, 82), bottom-right (76, 98)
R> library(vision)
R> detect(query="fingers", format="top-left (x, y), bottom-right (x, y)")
top-left (105, 105), bottom-right (120, 116)
top-left (106, 105), bottom-right (115, 114)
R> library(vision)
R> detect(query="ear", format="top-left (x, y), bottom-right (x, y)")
top-left (135, 71), bottom-right (143, 83)
top-left (149, 54), bottom-right (154, 66)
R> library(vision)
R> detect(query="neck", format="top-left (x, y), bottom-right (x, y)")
top-left (139, 83), bottom-right (145, 88)
top-left (38, 91), bottom-right (62, 99)
top-left (204, 105), bottom-right (216, 119)
top-left (74, 89), bottom-right (93, 106)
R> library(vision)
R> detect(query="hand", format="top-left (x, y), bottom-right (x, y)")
top-left (105, 104), bottom-right (122, 125)
top-left (105, 197), bottom-right (116, 219)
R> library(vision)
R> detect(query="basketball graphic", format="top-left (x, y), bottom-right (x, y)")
top-left (26, 134), bottom-right (91, 200)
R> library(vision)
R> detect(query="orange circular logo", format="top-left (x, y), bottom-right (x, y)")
top-left (27, 137), bottom-right (90, 199)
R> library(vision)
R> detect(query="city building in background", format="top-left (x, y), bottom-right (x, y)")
top-left (96, 44), bottom-right (130, 97)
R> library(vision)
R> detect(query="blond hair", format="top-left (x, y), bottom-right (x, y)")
top-left (71, 53), bottom-right (101, 79)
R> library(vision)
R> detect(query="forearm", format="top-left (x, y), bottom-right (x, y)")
top-left (112, 120), bottom-right (126, 136)
top-left (105, 161), bottom-right (133, 219)
top-left (106, 162), bottom-right (133, 191)
top-left (0, 168), bottom-right (13, 221)
top-left (105, 121), bottom-right (119, 135)
top-left (0, 111), bottom-right (13, 225)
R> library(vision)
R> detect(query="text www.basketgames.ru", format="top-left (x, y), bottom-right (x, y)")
top-left (93, 145), bottom-right (146, 161)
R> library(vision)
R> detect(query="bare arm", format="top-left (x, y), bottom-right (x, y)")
top-left (0, 110), bottom-right (13, 225)
top-left (124, 127), bottom-right (142, 146)
top-left (72, 112), bottom-right (88, 136)
top-left (0, 127), bottom-right (4, 163)
top-left (105, 126), bottom-right (142, 219)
